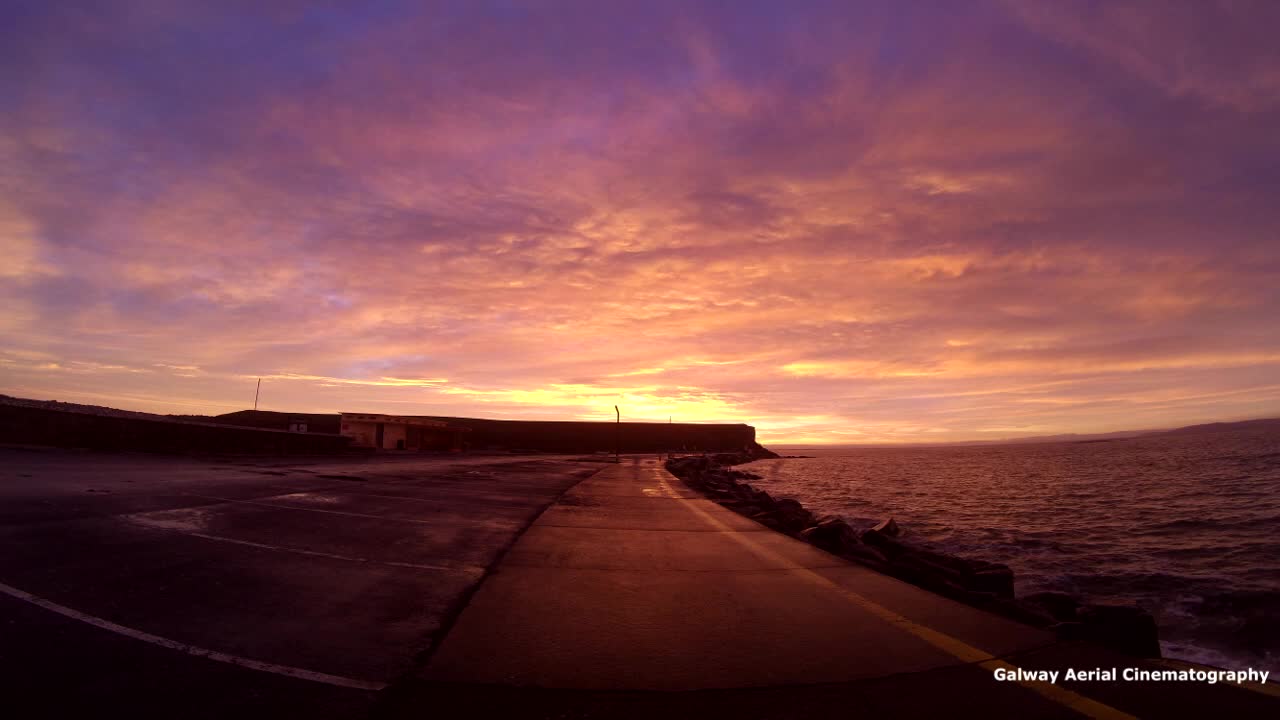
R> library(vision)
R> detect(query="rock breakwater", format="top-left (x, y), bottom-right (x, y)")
top-left (666, 453), bottom-right (1161, 658)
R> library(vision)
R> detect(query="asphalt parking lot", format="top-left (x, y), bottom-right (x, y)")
top-left (0, 448), bottom-right (601, 719)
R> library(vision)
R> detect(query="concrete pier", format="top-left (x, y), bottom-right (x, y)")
top-left (2, 449), bottom-right (1276, 718)
top-left (0, 448), bottom-right (598, 718)
top-left (387, 459), bottom-right (1280, 718)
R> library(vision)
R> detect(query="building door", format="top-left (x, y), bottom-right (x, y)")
top-left (375, 423), bottom-right (384, 449)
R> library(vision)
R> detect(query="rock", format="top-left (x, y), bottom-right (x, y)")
top-left (800, 516), bottom-right (858, 553)
top-left (841, 541), bottom-right (889, 567)
top-left (913, 547), bottom-right (971, 575)
top-left (725, 500), bottom-right (763, 515)
top-left (857, 520), bottom-right (908, 561)
top-left (749, 511), bottom-right (782, 529)
top-left (1239, 616), bottom-right (1280, 655)
top-left (893, 552), bottom-right (959, 584)
top-left (887, 562), bottom-right (960, 596)
top-left (773, 498), bottom-right (814, 534)
top-left (989, 598), bottom-right (1057, 626)
top-left (1075, 604), bottom-right (1162, 658)
top-left (871, 517), bottom-right (900, 537)
top-left (746, 488), bottom-right (777, 509)
top-left (1022, 591), bottom-right (1081, 622)
top-left (965, 565), bottom-right (1015, 599)
top-left (859, 525), bottom-right (901, 552)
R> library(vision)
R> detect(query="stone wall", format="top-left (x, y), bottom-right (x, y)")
top-left (205, 411), bottom-right (763, 454)
top-left (416, 416), bottom-right (762, 454)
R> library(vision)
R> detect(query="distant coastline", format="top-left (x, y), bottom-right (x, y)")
top-left (770, 417), bottom-right (1280, 450)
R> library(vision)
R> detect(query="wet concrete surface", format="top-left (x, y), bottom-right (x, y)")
top-left (390, 458), bottom-right (1280, 718)
top-left (421, 460), bottom-right (1054, 691)
top-left (6, 450), bottom-right (1277, 718)
top-left (0, 447), bottom-right (601, 719)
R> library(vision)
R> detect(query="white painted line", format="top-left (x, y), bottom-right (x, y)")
top-left (181, 493), bottom-right (444, 524)
top-left (121, 516), bottom-right (485, 575)
top-left (0, 581), bottom-right (388, 692)
top-left (333, 490), bottom-right (526, 506)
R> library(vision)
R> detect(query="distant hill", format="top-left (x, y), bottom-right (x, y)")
top-left (966, 430), bottom-right (1151, 445)
top-left (1, 394), bottom-right (223, 426)
top-left (1147, 417), bottom-right (1280, 437)
top-left (939, 417), bottom-right (1280, 447)
top-left (774, 416), bottom-right (1280, 449)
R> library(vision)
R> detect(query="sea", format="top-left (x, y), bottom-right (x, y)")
top-left (744, 424), bottom-right (1280, 672)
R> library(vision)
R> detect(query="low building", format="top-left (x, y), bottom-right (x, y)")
top-left (340, 412), bottom-right (466, 451)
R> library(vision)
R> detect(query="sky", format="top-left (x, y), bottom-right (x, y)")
top-left (3, 1), bottom-right (1279, 444)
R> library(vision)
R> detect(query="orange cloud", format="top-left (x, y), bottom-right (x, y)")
top-left (2, 1), bottom-right (1278, 443)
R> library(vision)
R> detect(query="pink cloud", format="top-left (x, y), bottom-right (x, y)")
top-left (2, 1), bottom-right (1279, 443)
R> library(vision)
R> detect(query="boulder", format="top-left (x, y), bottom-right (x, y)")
top-left (773, 498), bottom-right (814, 534)
top-left (859, 525), bottom-right (892, 548)
top-left (800, 516), bottom-right (858, 553)
top-left (841, 541), bottom-right (890, 567)
top-left (1021, 591), bottom-right (1081, 622)
top-left (1075, 604), bottom-right (1162, 658)
top-left (749, 511), bottom-right (782, 529)
top-left (965, 565), bottom-right (1015, 599)
top-left (745, 488), bottom-right (777, 510)
top-left (871, 517), bottom-right (901, 537)
top-left (725, 500), bottom-right (764, 516)
top-left (990, 598), bottom-right (1058, 626)
top-left (893, 553), bottom-right (959, 584)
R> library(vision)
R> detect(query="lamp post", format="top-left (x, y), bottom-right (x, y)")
top-left (614, 405), bottom-right (620, 463)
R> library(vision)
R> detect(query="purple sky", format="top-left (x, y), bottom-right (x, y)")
top-left (3, 1), bottom-right (1279, 443)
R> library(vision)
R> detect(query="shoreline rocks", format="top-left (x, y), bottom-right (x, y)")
top-left (665, 453), bottom-right (1162, 659)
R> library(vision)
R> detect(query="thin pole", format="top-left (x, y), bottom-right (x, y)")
top-left (614, 405), bottom-right (620, 464)
top-left (254, 378), bottom-right (261, 411)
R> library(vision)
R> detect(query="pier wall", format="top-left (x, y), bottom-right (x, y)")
top-left (417, 416), bottom-right (759, 453)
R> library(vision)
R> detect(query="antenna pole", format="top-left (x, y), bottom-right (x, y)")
top-left (254, 378), bottom-right (261, 411)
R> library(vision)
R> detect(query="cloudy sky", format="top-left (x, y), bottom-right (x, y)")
top-left (3, 1), bottom-right (1279, 443)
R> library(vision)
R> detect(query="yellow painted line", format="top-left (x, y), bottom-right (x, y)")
top-left (0, 581), bottom-right (387, 691)
top-left (656, 471), bottom-right (1137, 720)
